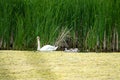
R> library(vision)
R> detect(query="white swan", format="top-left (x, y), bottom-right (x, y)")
top-left (37, 36), bottom-right (58, 51)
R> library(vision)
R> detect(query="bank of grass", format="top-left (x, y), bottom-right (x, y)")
top-left (0, 0), bottom-right (120, 51)
top-left (0, 51), bottom-right (120, 80)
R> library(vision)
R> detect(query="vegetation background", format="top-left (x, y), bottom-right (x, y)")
top-left (0, 0), bottom-right (120, 51)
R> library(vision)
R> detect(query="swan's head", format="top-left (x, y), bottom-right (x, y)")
top-left (37, 36), bottom-right (40, 40)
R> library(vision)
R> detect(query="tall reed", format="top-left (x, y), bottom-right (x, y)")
top-left (0, 0), bottom-right (120, 51)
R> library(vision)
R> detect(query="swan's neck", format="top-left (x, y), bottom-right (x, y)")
top-left (37, 38), bottom-right (41, 50)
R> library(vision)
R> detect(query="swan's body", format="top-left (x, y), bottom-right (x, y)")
top-left (39, 45), bottom-right (58, 51)
top-left (37, 36), bottom-right (58, 51)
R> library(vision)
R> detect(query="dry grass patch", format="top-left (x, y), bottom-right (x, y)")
top-left (0, 50), bottom-right (120, 80)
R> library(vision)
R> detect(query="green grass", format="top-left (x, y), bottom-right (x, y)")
top-left (0, 0), bottom-right (120, 51)
top-left (0, 51), bottom-right (120, 80)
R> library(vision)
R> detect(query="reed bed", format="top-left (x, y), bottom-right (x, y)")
top-left (0, 0), bottom-right (120, 51)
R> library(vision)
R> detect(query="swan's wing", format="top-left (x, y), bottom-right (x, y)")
top-left (40, 45), bottom-right (58, 51)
